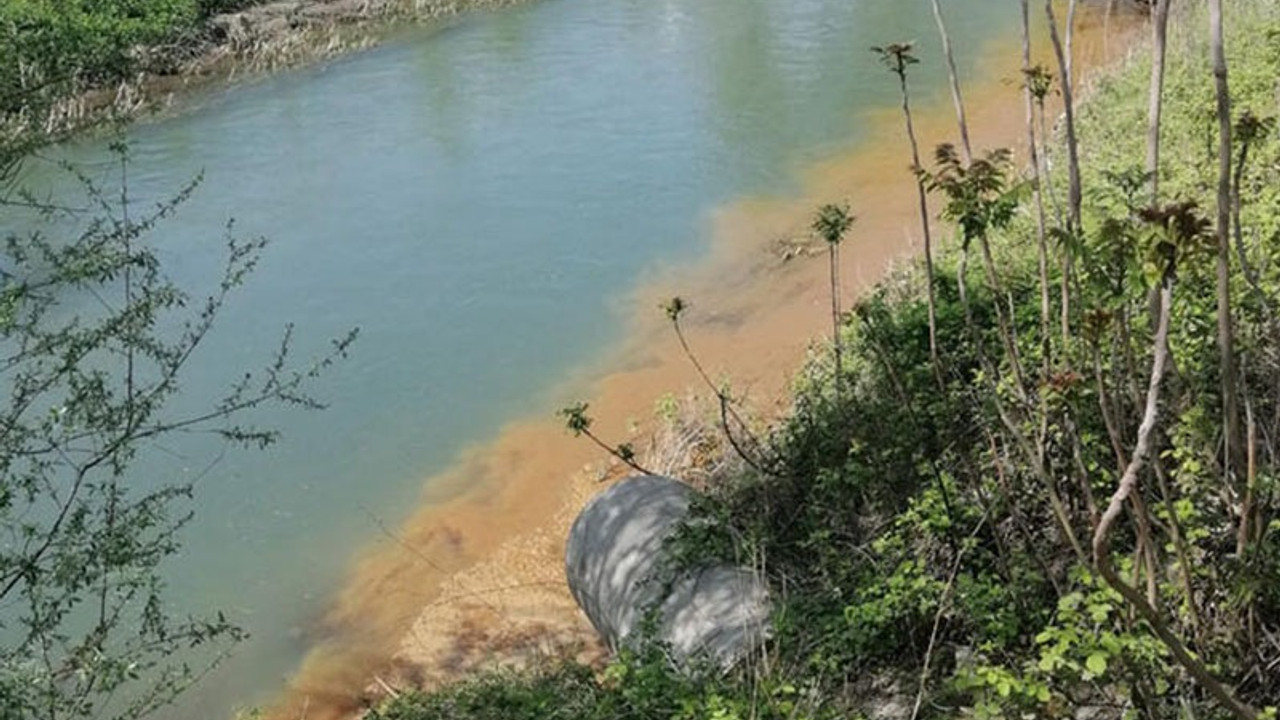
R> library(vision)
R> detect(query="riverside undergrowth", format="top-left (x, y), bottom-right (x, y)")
top-left (370, 2), bottom-right (1280, 718)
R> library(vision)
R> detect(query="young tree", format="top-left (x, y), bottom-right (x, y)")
top-left (1093, 201), bottom-right (1260, 720)
top-left (1024, 64), bottom-right (1061, 224)
top-left (1043, 0), bottom-right (1082, 346)
top-left (0, 145), bottom-right (356, 720)
top-left (1044, 0), bottom-right (1081, 230)
top-left (1146, 0), bottom-right (1173, 202)
top-left (926, 146), bottom-right (1028, 395)
top-left (812, 204), bottom-right (854, 402)
top-left (558, 402), bottom-right (652, 476)
top-left (658, 297), bottom-right (774, 475)
top-left (872, 42), bottom-right (942, 384)
top-left (1064, 0), bottom-right (1079, 81)
top-left (1209, 0), bottom-right (1241, 481)
top-left (1230, 110), bottom-right (1278, 333)
top-left (1018, 1), bottom-right (1053, 372)
top-left (926, 143), bottom-right (1084, 561)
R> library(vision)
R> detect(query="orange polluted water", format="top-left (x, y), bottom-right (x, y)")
top-left (262, 7), bottom-right (1142, 720)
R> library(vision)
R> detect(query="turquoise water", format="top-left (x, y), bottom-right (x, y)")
top-left (7, 0), bottom-right (1022, 716)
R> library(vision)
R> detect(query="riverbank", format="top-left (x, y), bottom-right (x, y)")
top-left (15, 0), bottom-right (536, 138)
top-left (255, 6), bottom-right (1147, 720)
top-left (180, 0), bottom-right (535, 75)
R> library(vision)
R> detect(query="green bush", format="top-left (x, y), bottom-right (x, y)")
top-left (369, 650), bottom-right (840, 720)
top-left (0, 0), bottom-right (200, 118)
top-left (0, 0), bottom-right (289, 121)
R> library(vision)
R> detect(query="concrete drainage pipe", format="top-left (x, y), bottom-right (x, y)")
top-left (564, 475), bottom-right (770, 668)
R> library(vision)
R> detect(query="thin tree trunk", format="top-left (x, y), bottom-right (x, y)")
top-left (1129, 488), bottom-right (1160, 604)
top-left (1021, 0), bottom-right (1052, 372)
top-left (1104, 0), bottom-right (1116, 57)
top-left (930, 0), bottom-right (973, 165)
top-left (1045, 0), bottom-right (1081, 229)
top-left (1230, 128), bottom-right (1279, 557)
top-left (897, 71), bottom-right (943, 385)
top-left (1237, 399), bottom-right (1256, 557)
top-left (954, 236), bottom-right (1081, 562)
top-left (1146, 0), bottom-right (1172, 203)
top-left (670, 316), bottom-right (776, 476)
top-left (1036, 97), bottom-right (1064, 225)
top-left (1152, 456), bottom-right (1205, 638)
top-left (977, 236), bottom-right (1030, 396)
top-left (1065, 0), bottom-right (1078, 82)
top-left (1232, 122), bottom-right (1279, 332)
top-left (909, 518), bottom-right (987, 720)
top-left (1044, 0), bottom-right (1080, 348)
top-left (1210, 0), bottom-right (1241, 485)
top-left (829, 242), bottom-right (844, 402)
top-left (1093, 276), bottom-right (1259, 720)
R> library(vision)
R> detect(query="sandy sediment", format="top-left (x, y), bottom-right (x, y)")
top-left (259, 7), bottom-right (1145, 720)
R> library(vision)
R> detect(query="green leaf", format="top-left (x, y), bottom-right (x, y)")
top-left (1085, 652), bottom-right (1108, 676)
top-left (1088, 603), bottom-right (1110, 623)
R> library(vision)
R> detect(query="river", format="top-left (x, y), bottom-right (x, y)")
top-left (6, 1), bottom-right (1090, 718)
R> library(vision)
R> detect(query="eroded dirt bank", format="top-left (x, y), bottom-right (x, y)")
top-left (63, 0), bottom-right (535, 127)
top-left (202, 0), bottom-right (527, 56)
top-left (260, 8), bottom-right (1144, 720)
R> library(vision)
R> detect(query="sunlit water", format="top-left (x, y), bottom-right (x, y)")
top-left (6, 0), bottom-right (1022, 716)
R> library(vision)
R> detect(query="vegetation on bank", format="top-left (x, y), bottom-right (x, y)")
top-left (374, 2), bottom-right (1280, 719)
top-left (0, 0), bottom-right (264, 113)
top-left (0, 0), bottom-right (501, 155)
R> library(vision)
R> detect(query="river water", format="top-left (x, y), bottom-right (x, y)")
top-left (9, 0), bottom-right (1033, 717)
